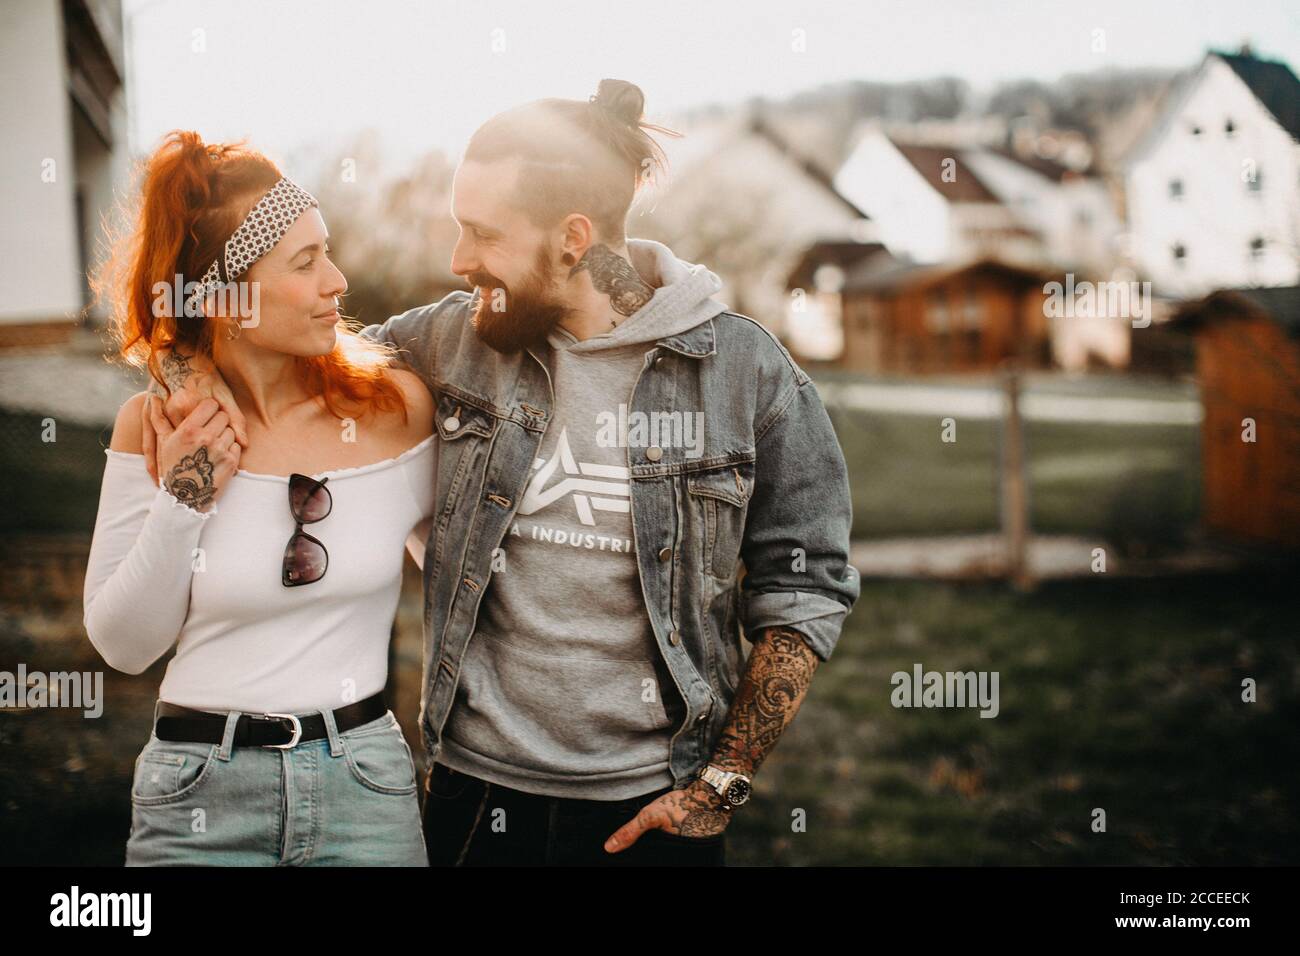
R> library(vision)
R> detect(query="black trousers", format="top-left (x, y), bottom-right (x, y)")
top-left (421, 762), bottom-right (726, 866)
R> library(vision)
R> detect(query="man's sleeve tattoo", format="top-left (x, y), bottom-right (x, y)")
top-left (569, 243), bottom-right (654, 317)
top-left (676, 783), bottom-right (731, 836)
top-left (163, 446), bottom-right (216, 511)
top-left (710, 626), bottom-right (820, 778)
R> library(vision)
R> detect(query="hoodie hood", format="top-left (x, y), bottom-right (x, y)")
top-left (547, 238), bottom-right (729, 353)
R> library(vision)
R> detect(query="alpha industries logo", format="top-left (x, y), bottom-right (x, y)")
top-left (518, 427), bottom-right (630, 526)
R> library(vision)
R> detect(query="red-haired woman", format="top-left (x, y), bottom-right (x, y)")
top-left (84, 131), bottom-right (435, 866)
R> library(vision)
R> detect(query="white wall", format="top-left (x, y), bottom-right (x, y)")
top-left (0, 0), bottom-right (84, 324)
top-left (73, 91), bottom-right (132, 322)
top-left (948, 201), bottom-right (1044, 267)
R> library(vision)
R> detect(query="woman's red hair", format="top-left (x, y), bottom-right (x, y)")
top-left (94, 130), bottom-right (406, 424)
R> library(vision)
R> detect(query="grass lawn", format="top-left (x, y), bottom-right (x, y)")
top-left (6, 376), bottom-right (1279, 868)
top-left (724, 571), bottom-right (1298, 865)
top-left (3, 570), bottom-right (1292, 866)
top-left (0, 413), bottom-right (111, 535)
top-left (825, 394), bottom-right (1201, 548)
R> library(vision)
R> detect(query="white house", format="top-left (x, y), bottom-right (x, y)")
top-left (962, 147), bottom-right (1122, 277)
top-left (830, 127), bottom-right (1133, 369)
top-left (0, 0), bottom-right (129, 350)
top-left (1124, 47), bottom-right (1300, 297)
top-left (832, 126), bottom-right (1046, 270)
top-left (646, 111), bottom-right (875, 360)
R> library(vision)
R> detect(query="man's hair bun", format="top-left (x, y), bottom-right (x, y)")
top-left (590, 78), bottom-right (645, 127)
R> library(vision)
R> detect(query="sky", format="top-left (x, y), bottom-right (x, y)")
top-left (125, 0), bottom-right (1300, 170)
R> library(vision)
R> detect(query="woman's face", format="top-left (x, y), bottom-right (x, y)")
top-left (234, 207), bottom-right (348, 356)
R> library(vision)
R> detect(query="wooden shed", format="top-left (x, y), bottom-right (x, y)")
top-left (1173, 287), bottom-right (1300, 549)
top-left (837, 258), bottom-right (1052, 374)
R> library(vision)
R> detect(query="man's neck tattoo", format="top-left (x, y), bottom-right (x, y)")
top-left (569, 244), bottom-right (654, 324)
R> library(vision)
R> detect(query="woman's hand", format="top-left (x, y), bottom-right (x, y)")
top-left (140, 348), bottom-right (248, 484)
top-left (149, 396), bottom-right (242, 513)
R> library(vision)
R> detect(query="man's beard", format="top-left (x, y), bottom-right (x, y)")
top-left (469, 246), bottom-right (573, 353)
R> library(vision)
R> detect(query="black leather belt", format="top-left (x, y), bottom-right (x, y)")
top-left (153, 692), bottom-right (388, 749)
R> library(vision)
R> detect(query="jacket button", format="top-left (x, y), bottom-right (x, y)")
top-left (658, 546), bottom-right (672, 562)
top-left (444, 416), bottom-right (460, 433)
top-left (654, 354), bottom-right (665, 367)
top-left (695, 711), bottom-right (708, 724)
top-left (645, 445), bottom-right (662, 461)
top-left (668, 630), bottom-right (681, 646)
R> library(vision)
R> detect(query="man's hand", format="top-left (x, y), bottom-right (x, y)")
top-left (603, 626), bottom-right (822, 853)
top-left (603, 779), bottom-right (730, 853)
top-left (141, 348), bottom-right (248, 484)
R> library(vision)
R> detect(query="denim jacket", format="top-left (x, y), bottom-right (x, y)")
top-left (361, 290), bottom-right (860, 788)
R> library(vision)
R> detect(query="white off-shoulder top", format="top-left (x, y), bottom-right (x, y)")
top-left (82, 434), bottom-right (437, 714)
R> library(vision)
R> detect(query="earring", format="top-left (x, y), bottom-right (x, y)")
top-left (561, 252), bottom-right (576, 267)
top-left (226, 321), bottom-right (242, 341)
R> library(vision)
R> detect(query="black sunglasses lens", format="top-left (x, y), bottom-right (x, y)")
top-left (289, 476), bottom-right (331, 523)
top-left (283, 532), bottom-right (328, 586)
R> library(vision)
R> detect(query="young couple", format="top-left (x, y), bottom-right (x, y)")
top-left (84, 79), bottom-right (860, 867)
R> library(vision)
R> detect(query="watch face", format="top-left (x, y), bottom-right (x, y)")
top-left (725, 777), bottom-right (751, 806)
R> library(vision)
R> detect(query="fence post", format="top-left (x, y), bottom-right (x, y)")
top-left (1000, 364), bottom-right (1034, 590)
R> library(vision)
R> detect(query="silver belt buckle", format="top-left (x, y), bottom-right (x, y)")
top-left (260, 712), bottom-right (302, 749)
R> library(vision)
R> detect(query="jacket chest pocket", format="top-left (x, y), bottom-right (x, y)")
top-left (434, 390), bottom-right (499, 516)
top-left (435, 391), bottom-right (498, 443)
top-left (686, 460), bottom-right (755, 580)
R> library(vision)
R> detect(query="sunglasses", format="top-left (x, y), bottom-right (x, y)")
top-left (282, 473), bottom-right (331, 587)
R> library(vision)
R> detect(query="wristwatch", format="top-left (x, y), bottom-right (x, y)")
top-left (697, 765), bottom-right (752, 810)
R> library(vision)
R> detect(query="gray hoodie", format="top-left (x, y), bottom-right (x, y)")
top-left (436, 239), bottom-right (730, 799)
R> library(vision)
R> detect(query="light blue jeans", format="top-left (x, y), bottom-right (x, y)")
top-left (125, 703), bottom-right (428, 866)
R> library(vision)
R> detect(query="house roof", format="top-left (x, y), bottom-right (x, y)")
top-left (1213, 50), bottom-right (1300, 141)
top-left (842, 256), bottom-right (1050, 295)
top-left (785, 240), bottom-right (891, 291)
top-left (1125, 49), bottom-right (1300, 166)
top-left (1172, 286), bottom-right (1300, 338)
top-left (745, 112), bottom-right (873, 221)
top-left (984, 145), bottom-right (1087, 182)
top-left (892, 142), bottom-right (1000, 203)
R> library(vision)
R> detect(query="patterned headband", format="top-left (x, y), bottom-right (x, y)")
top-left (183, 177), bottom-right (319, 316)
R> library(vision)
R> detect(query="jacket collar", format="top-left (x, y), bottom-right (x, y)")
top-left (653, 315), bottom-right (717, 359)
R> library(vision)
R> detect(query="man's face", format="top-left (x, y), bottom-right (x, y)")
top-left (450, 158), bottom-right (573, 352)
